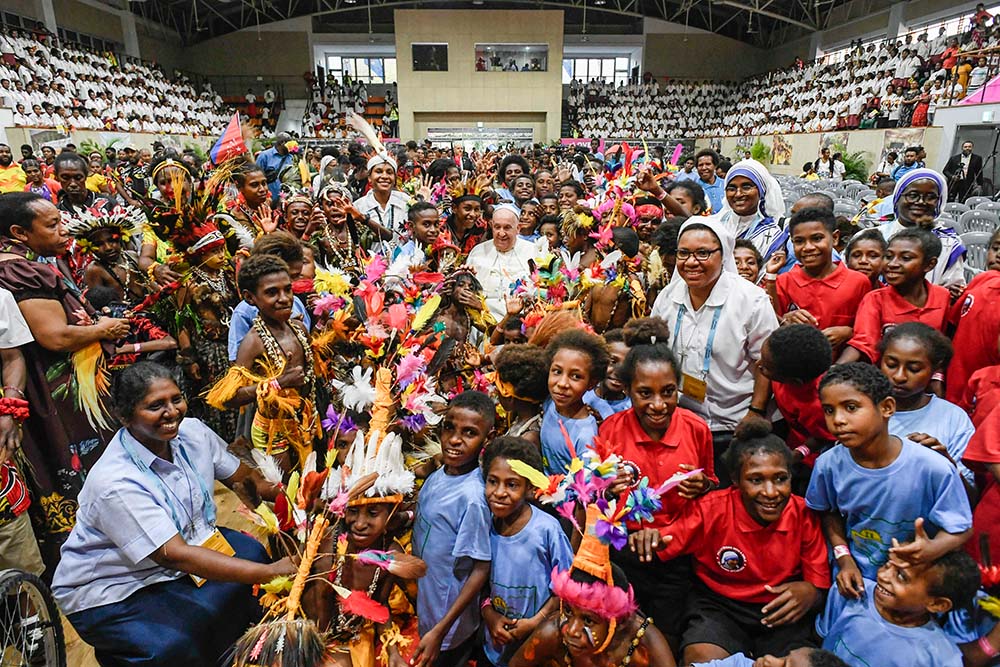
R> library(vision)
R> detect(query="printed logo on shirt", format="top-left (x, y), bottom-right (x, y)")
top-left (787, 303), bottom-right (800, 312)
top-left (620, 459), bottom-right (642, 487)
top-left (716, 546), bottom-right (747, 572)
top-left (961, 294), bottom-right (975, 317)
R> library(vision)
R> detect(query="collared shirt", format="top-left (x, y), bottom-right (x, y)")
top-left (353, 189), bottom-right (410, 254)
top-left (847, 281), bottom-right (950, 362)
top-left (947, 272), bottom-right (1000, 404)
top-left (598, 407), bottom-right (715, 526)
top-left (876, 220), bottom-right (966, 287)
top-left (466, 238), bottom-right (536, 320)
top-left (255, 147), bottom-right (293, 198)
top-left (656, 488), bottom-right (830, 604)
top-left (697, 176), bottom-right (725, 213)
top-left (650, 272), bottom-right (779, 431)
top-left (773, 378), bottom-right (833, 449)
top-left (776, 262), bottom-right (871, 330)
top-left (675, 169), bottom-right (699, 183)
top-left (52, 418), bottom-right (240, 614)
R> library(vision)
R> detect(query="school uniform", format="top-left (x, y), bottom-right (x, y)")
top-left (805, 440), bottom-right (972, 580)
top-left (876, 219), bottom-right (966, 288)
top-left (947, 272), bottom-right (1000, 405)
top-left (961, 365), bottom-right (1000, 428)
top-left (539, 398), bottom-right (598, 475)
top-left (775, 262), bottom-right (871, 330)
top-left (772, 378), bottom-right (832, 451)
top-left (845, 282), bottom-right (950, 362)
top-left (413, 467), bottom-right (492, 652)
top-left (817, 580), bottom-right (963, 667)
top-left (485, 506), bottom-right (574, 667)
top-left (890, 395), bottom-right (975, 485)
top-left (963, 408), bottom-right (1000, 564)
top-left (583, 388), bottom-right (630, 419)
top-left (656, 488), bottom-right (830, 657)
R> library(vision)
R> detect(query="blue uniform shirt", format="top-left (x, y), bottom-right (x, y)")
top-left (583, 388), bottom-right (631, 420)
top-left (539, 398), bottom-right (598, 475)
top-left (889, 395), bottom-right (975, 485)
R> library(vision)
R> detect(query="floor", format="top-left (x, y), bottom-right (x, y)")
top-left (62, 482), bottom-right (261, 667)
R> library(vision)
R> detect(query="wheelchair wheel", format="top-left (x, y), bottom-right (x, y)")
top-left (0, 569), bottom-right (66, 667)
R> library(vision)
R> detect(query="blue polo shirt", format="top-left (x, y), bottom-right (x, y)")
top-left (698, 176), bottom-right (725, 213)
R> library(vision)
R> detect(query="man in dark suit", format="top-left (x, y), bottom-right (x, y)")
top-left (943, 140), bottom-right (984, 202)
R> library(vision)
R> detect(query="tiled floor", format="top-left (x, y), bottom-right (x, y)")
top-left (61, 482), bottom-right (262, 667)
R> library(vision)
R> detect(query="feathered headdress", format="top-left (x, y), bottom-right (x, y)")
top-left (561, 205), bottom-right (596, 242)
top-left (62, 204), bottom-right (144, 254)
top-left (325, 429), bottom-right (415, 506)
top-left (346, 111), bottom-right (396, 172)
top-left (448, 177), bottom-right (485, 204)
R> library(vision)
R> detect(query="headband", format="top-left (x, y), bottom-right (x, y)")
top-left (366, 153), bottom-right (398, 172)
top-left (187, 229), bottom-right (226, 256)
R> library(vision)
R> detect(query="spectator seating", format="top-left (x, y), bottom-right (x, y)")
top-left (959, 209), bottom-right (1000, 233)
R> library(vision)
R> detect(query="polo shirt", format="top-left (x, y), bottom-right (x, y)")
top-left (697, 176), bottom-right (724, 213)
top-left (650, 272), bottom-right (779, 432)
top-left (598, 406), bottom-right (716, 526)
top-left (846, 282), bottom-right (950, 363)
top-left (947, 272), bottom-right (1000, 405)
top-left (962, 365), bottom-right (1000, 428)
top-left (655, 488), bottom-right (830, 604)
top-left (776, 262), bottom-right (871, 329)
top-left (772, 378), bottom-right (832, 450)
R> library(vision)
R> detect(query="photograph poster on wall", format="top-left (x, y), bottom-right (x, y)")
top-left (412, 43), bottom-right (448, 71)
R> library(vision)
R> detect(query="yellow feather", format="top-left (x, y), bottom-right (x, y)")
top-left (507, 458), bottom-right (551, 489)
top-left (410, 294), bottom-right (441, 332)
top-left (70, 342), bottom-right (112, 432)
top-left (286, 471), bottom-right (300, 507)
top-left (204, 365), bottom-right (265, 409)
top-left (261, 575), bottom-right (293, 594)
top-left (254, 502), bottom-right (279, 534)
top-left (978, 594), bottom-right (1000, 618)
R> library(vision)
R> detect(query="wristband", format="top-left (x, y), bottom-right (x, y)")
top-left (764, 272), bottom-right (778, 281)
top-left (833, 544), bottom-right (852, 560)
top-left (979, 635), bottom-right (999, 658)
top-left (481, 598), bottom-right (493, 610)
top-left (655, 188), bottom-right (668, 201)
top-left (3, 386), bottom-right (24, 398)
top-left (748, 405), bottom-right (768, 416)
top-left (0, 397), bottom-right (30, 421)
top-left (931, 372), bottom-right (945, 383)
top-left (794, 445), bottom-right (811, 458)
top-left (270, 379), bottom-right (282, 392)
top-left (134, 342), bottom-right (142, 354)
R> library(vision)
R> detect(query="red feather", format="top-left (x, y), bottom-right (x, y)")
top-left (273, 493), bottom-right (295, 532)
top-left (341, 590), bottom-right (389, 623)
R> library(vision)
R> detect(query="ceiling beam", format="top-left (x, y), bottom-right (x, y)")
top-left (713, 0), bottom-right (815, 30)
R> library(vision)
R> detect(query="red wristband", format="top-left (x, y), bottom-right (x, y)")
top-left (979, 635), bottom-right (999, 658)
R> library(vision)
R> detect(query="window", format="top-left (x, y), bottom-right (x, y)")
top-left (325, 55), bottom-right (397, 83)
top-left (475, 44), bottom-right (548, 72)
top-left (562, 56), bottom-right (630, 84)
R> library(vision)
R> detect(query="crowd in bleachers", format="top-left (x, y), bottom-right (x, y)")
top-left (0, 26), bottom-right (234, 135)
top-left (568, 4), bottom-right (1000, 138)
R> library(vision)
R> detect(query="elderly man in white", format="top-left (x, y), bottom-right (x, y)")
top-left (466, 205), bottom-right (537, 321)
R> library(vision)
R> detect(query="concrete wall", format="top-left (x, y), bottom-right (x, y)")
top-left (394, 9), bottom-right (563, 143)
top-left (5, 0), bottom-right (38, 19)
top-left (177, 30), bottom-right (311, 78)
top-left (51, 0), bottom-right (123, 43)
top-left (695, 126), bottom-right (944, 176)
top-left (643, 32), bottom-right (769, 81)
top-left (136, 30), bottom-right (185, 72)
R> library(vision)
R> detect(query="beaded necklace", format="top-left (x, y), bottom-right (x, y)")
top-left (251, 315), bottom-right (317, 405)
top-left (329, 550), bottom-right (382, 640)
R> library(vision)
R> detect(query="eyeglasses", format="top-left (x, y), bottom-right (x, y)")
top-left (902, 190), bottom-right (940, 204)
top-left (676, 248), bottom-right (722, 262)
top-left (725, 183), bottom-right (758, 194)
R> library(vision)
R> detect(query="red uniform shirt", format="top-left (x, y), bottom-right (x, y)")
top-left (655, 488), bottom-right (831, 604)
top-left (847, 282), bottom-right (950, 362)
top-left (776, 262), bottom-right (871, 330)
top-left (962, 366), bottom-right (1000, 429)
top-left (598, 406), bottom-right (715, 527)
top-left (772, 377), bottom-right (833, 449)
top-left (947, 272), bottom-right (1000, 405)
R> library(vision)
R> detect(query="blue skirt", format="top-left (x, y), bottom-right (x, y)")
top-left (67, 528), bottom-right (267, 667)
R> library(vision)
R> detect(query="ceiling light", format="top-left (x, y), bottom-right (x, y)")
top-left (594, 0), bottom-right (607, 5)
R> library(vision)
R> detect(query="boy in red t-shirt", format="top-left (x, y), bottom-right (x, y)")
top-left (948, 270), bottom-right (1000, 405)
top-left (839, 228), bottom-right (950, 364)
top-left (766, 207), bottom-right (870, 355)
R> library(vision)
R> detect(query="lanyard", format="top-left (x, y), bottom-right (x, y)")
top-left (118, 429), bottom-right (216, 538)
top-left (672, 303), bottom-right (723, 376)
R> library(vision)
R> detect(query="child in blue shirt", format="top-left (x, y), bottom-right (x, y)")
top-left (806, 363), bottom-right (972, 596)
top-left (692, 647), bottom-right (849, 666)
top-left (412, 391), bottom-right (494, 667)
top-left (481, 436), bottom-right (574, 667)
top-left (878, 322), bottom-right (975, 487)
top-left (816, 549), bottom-right (980, 667)
top-left (540, 329), bottom-right (609, 474)
top-left (583, 328), bottom-right (632, 419)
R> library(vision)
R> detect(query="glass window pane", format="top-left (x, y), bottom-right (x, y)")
top-left (343, 59), bottom-right (355, 77)
top-left (615, 57), bottom-right (629, 70)
top-left (327, 55), bottom-right (342, 71)
top-left (562, 60), bottom-right (572, 84)
top-left (588, 59), bottom-right (602, 79)
top-left (368, 58), bottom-right (384, 82)
top-left (602, 59), bottom-right (614, 78)
top-left (356, 59), bottom-right (370, 79)
top-left (385, 59), bottom-right (397, 83)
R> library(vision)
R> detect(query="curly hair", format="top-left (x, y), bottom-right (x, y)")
top-left (495, 344), bottom-right (549, 403)
top-left (237, 253), bottom-right (290, 294)
top-left (652, 219), bottom-right (684, 258)
top-left (617, 342), bottom-right (678, 387)
top-left (878, 321), bottom-right (953, 369)
top-left (927, 549), bottom-right (982, 612)
top-left (846, 228), bottom-right (887, 256)
top-left (722, 419), bottom-right (792, 483)
top-left (481, 435), bottom-right (544, 478)
top-left (889, 227), bottom-right (942, 264)
top-left (819, 362), bottom-right (892, 405)
top-left (622, 318), bottom-right (671, 348)
top-left (447, 390), bottom-right (497, 431)
top-left (545, 328), bottom-right (610, 385)
top-left (766, 324), bottom-right (832, 382)
top-left (252, 230), bottom-right (305, 265)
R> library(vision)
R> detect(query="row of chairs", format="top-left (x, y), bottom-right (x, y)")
top-left (963, 231), bottom-right (995, 281)
top-left (944, 201), bottom-right (1000, 216)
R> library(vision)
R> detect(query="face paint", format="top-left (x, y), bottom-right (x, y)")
top-left (584, 627), bottom-right (596, 647)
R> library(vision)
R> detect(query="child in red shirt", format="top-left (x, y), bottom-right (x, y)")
top-left (631, 424), bottom-right (830, 665)
top-left (839, 228), bottom-right (950, 363)
top-left (947, 267), bottom-right (1000, 405)
top-left (598, 333), bottom-right (715, 647)
top-left (767, 207), bottom-right (870, 354)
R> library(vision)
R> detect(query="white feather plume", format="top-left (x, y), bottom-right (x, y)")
top-left (346, 110), bottom-right (387, 157)
top-left (251, 449), bottom-right (283, 485)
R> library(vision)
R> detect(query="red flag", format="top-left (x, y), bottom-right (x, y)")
top-left (210, 112), bottom-right (247, 164)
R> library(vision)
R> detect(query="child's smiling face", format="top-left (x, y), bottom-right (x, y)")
top-left (484, 457), bottom-right (530, 521)
top-left (440, 406), bottom-right (491, 473)
top-left (548, 348), bottom-right (594, 414)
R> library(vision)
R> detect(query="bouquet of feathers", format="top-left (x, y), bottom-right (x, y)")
top-left (514, 251), bottom-right (586, 310)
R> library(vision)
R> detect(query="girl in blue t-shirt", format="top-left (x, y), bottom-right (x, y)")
top-left (878, 322), bottom-right (975, 489)
top-left (539, 329), bottom-right (609, 474)
top-left (480, 436), bottom-right (574, 667)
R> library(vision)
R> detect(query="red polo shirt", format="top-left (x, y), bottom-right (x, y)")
top-left (846, 282), bottom-right (950, 362)
top-left (772, 377), bottom-right (833, 450)
top-left (948, 272), bottom-right (1000, 405)
top-left (962, 366), bottom-right (1000, 428)
top-left (776, 262), bottom-right (871, 330)
top-left (598, 406), bottom-right (715, 527)
top-left (655, 488), bottom-right (830, 604)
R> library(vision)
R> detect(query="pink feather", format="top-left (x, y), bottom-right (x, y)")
top-left (551, 567), bottom-right (637, 619)
top-left (387, 303), bottom-right (409, 332)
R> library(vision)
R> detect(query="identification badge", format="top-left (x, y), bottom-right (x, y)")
top-left (190, 529), bottom-right (235, 587)
top-left (681, 373), bottom-right (707, 403)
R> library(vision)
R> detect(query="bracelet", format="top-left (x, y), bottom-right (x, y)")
top-left (833, 544), bottom-right (852, 560)
top-left (2, 386), bottom-right (24, 398)
top-left (146, 261), bottom-right (160, 280)
top-left (0, 397), bottom-right (29, 421)
top-left (134, 342), bottom-right (142, 354)
top-left (794, 445), bottom-right (811, 458)
top-left (655, 188), bottom-right (668, 201)
top-left (748, 405), bottom-right (768, 416)
top-left (979, 635), bottom-right (999, 658)
top-left (764, 272), bottom-right (778, 281)
top-left (931, 371), bottom-right (945, 383)
top-left (270, 379), bottom-right (282, 392)
top-left (481, 597), bottom-right (492, 610)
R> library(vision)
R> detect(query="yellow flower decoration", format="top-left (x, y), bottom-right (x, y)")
top-left (577, 213), bottom-right (595, 229)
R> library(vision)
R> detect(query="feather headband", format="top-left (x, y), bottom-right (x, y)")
top-left (62, 204), bottom-right (144, 249)
top-left (550, 567), bottom-right (637, 621)
top-left (327, 429), bottom-right (415, 506)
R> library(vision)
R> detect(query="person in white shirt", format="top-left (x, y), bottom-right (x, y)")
top-left (466, 206), bottom-right (537, 321)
